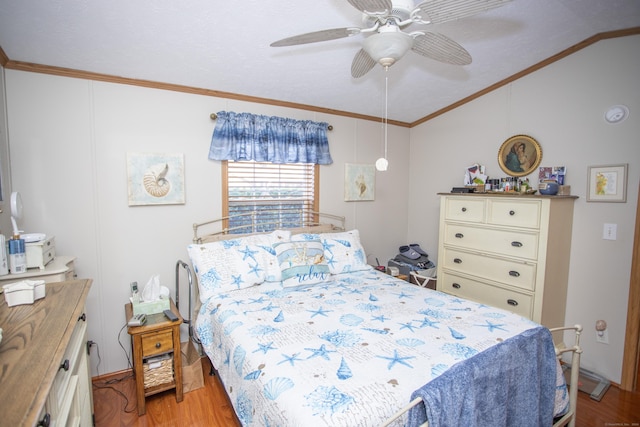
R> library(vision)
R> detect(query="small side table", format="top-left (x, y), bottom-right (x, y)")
top-left (125, 300), bottom-right (183, 415)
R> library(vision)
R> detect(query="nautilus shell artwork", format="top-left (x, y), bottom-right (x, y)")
top-left (143, 163), bottom-right (171, 198)
top-left (127, 153), bottom-right (184, 206)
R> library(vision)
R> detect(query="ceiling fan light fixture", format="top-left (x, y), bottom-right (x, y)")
top-left (363, 31), bottom-right (413, 67)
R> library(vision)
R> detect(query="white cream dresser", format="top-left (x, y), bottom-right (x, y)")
top-left (436, 193), bottom-right (577, 329)
top-left (0, 255), bottom-right (75, 286)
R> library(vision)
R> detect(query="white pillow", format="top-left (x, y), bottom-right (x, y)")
top-left (320, 229), bottom-right (371, 274)
top-left (187, 230), bottom-right (291, 302)
top-left (274, 240), bottom-right (330, 288)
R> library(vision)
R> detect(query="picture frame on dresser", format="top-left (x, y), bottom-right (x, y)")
top-left (587, 163), bottom-right (628, 202)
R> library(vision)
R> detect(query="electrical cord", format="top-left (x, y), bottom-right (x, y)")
top-left (117, 322), bottom-right (133, 370)
top-left (90, 323), bottom-right (137, 414)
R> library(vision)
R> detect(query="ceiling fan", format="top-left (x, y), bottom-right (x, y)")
top-left (271, 0), bottom-right (511, 78)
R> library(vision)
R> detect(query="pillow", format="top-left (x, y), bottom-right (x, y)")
top-left (320, 229), bottom-right (371, 274)
top-left (187, 240), bottom-right (266, 302)
top-left (290, 233), bottom-right (320, 242)
top-left (188, 230), bottom-right (291, 302)
top-left (246, 229), bottom-right (291, 282)
top-left (274, 240), bottom-right (330, 288)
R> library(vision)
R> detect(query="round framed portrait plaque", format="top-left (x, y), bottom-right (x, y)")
top-left (497, 135), bottom-right (542, 177)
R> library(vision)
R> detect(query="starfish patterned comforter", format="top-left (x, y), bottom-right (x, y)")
top-left (194, 269), bottom-right (566, 426)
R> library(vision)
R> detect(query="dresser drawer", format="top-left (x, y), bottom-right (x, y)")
top-left (442, 248), bottom-right (537, 291)
top-left (444, 197), bottom-right (486, 223)
top-left (488, 199), bottom-right (541, 229)
top-left (26, 236), bottom-right (56, 269)
top-left (443, 223), bottom-right (539, 260)
top-left (50, 318), bottom-right (87, 414)
top-left (438, 272), bottom-right (533, 318)
top-left (141, 330), bottom-right (174, 357)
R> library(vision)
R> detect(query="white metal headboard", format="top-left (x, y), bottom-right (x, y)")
top-left (192, 210), bottom-right (345, 243)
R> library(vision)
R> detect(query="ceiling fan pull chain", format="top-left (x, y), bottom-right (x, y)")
top-left (384, 67), bottom-right (388, 160)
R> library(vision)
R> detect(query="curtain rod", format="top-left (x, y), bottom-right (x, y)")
top-left (210, 113), bottom-right (333, 131)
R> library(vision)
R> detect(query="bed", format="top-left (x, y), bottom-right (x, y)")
top-left (177, 214), bottom-right (582, 427)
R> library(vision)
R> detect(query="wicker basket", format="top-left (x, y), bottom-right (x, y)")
top-left (143, 356), bottom-right (174, 388)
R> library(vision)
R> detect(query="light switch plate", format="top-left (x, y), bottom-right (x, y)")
top-left (603, 223), bottom-right (617, 240)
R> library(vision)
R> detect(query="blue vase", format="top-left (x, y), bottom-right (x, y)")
top-left (539, 181), bottom-right (559, 195)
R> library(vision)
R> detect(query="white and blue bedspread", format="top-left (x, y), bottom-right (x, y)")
top-left (195, 269), bottom-right (567, 426)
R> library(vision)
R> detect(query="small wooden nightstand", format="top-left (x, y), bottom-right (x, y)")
top-left (125, 300), bottom-right (183, 415)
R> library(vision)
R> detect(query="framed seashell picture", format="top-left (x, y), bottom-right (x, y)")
top-left (127, 152), bottom-right (185, 206)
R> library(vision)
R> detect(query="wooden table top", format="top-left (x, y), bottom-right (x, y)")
top-left (0, 279), bottom-right (92, 427)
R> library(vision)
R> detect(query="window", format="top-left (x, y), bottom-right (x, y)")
top-left (223, 160), bottom-right (319, 234)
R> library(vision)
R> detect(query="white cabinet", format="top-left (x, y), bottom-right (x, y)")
top-left (0, 279), bottom-right (93, 426)
top-left (436, 194), bottom-right (577, 329)
top-left (0, 255), bottom-right (75, 286)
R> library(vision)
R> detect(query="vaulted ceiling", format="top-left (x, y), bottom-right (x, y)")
top-left (0, 0), bottom-right (639, 125)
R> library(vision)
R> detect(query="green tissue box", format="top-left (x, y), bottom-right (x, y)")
top-left (132, 296), bottom-right (171, 316)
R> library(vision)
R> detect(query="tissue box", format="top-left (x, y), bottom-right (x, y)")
top-left (132, 296), bottom-right (171, 316)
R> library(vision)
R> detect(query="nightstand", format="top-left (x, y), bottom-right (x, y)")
top-left (125, 300), bottom-right (183, 416)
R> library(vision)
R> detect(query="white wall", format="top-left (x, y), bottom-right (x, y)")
top-left (408, 35), bottom-right (640, 383)
top-left (3, 73), bottom-right (410, 375)
top-left (0, 66), bottom-right (13, 236)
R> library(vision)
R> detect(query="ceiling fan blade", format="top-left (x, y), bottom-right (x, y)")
top-left (270, 27), bottom-right (360, 47)
top-left (347, 0), bottom-right (392, 14)
top-left (412, 33), bottom-right (472, 65)
top-left (351, 48), bottom-right (377, 78)
top-left (414, 0), bottom-right (511, 25)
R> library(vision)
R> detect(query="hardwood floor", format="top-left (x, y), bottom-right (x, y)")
top-left (93, 357), bottom-right (640, 426)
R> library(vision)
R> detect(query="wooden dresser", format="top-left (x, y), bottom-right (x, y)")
top-left (0, 279), bottom-right (93, 427)
top-left (436, 193), bottom-right (577, 329)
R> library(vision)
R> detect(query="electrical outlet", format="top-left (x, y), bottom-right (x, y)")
top-left (603, 223), bottom-right (617, 240)
top-left (596, 329), bottom-right (609, 344)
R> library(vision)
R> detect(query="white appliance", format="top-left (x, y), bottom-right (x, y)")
top-left (0, 235), bottom-right (8, 276)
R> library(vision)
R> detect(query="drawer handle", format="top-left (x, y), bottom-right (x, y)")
top-left (59, 359), bottom-right (70, 371)
top-left (46, 241), bottom-right (51, 247)
top-left (455, 233), bottom-right (464, 239)
top-left (453, 258), bottom-right (462, 264)
top-left (78, 313), bottom-right (86, 322)
top-left (452, 283), bottom-right (461, 289)
top-left (461, 207), bottom-right (467, 212)
top-left (509, 270), bottom-right (520, 277)
top-left (507, 299), bottom-right (519, 306)
top-left (511, 241), bottom-right (523, 247)
top-left (38, 413), bottom-right (51, 427)
top-left (509, 210), bottom-right (515, 216)
top-left (156, 342), bottom-right (162, 349)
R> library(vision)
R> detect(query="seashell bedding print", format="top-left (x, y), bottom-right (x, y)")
top-left (127, 152), bottom-right (185, 205)
top-left (194, 270), bottom-right (546, 426)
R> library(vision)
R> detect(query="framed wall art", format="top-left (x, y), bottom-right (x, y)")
top-left (344, 163), bottom-right (375, 201)
top-left (497, 135), bottom-right (543, 177)
top-left (127, 152), bottom-right (185, 206)
top-left (587, 164), bottom-right (628, 203)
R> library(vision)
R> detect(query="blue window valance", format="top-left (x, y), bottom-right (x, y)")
top-left (208, 111), bottom-right (333, 165)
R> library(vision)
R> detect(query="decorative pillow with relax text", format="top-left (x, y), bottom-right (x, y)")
top-left (274, 240), bottom-right (330, 288)
top-left (320, 229), bottom-right (371, 274)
